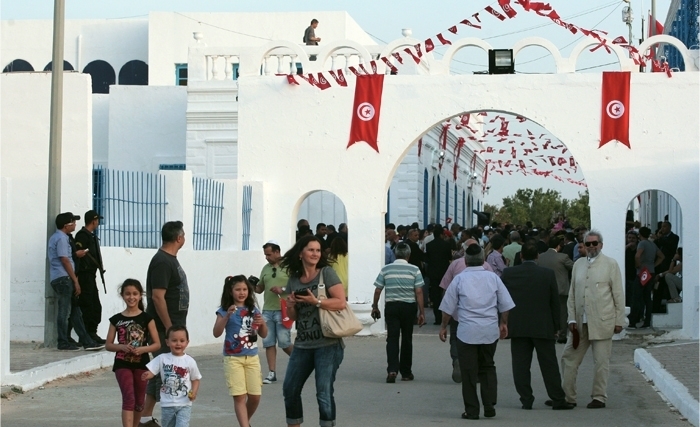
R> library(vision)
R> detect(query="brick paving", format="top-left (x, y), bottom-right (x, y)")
top-left (644, 341), bottom-right (700, 401)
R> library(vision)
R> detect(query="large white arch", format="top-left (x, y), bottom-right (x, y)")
top-left (236, 38), bottom-right (700, 339)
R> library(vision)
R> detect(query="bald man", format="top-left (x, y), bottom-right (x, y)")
top-left (439, 239), bottom-right (494, 383)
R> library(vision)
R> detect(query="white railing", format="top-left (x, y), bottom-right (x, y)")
top-left (188, 34), bottom-right (698, 82)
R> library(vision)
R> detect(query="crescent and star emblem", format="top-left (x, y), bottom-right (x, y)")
top-left (357, 102), bottom-right (376, 121)
top-left (606, 100), bottom-right (625, 119)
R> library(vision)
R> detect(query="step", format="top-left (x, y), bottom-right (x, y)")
top-left (653, 300), bottom-right (683, 329)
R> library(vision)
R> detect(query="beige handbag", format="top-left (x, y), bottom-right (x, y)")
top-left (317, 268), bottom-right (363, 338)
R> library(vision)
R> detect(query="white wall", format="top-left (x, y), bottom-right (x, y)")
top-left (1, 19), bottom-right (148, 76)
top-left (238, 70), bottom-right (700, 338)
top-left (108, 85), bottom-right (187, 173)
top-left (95, 247), bottom-right (266, 347)
top-left (92, 94), bottom-right (110, 166)
top-left (0, 72), bottom-right (93, 340)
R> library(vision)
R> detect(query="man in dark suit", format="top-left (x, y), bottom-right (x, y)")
top-left (425, 225), bottom-right (453, 325)
top-left (501, 241), bottom-right (574, 411)
top-left (537, 236), bottom-right (574, 343)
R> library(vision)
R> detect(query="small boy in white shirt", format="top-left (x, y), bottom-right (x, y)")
top-left (142, 325), bottom-right (201, 427)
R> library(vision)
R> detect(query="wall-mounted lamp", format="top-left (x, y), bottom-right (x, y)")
top-left (438, 150), bottom-right (446, 161)
top-left (488, 49), bottom-right (515, 74)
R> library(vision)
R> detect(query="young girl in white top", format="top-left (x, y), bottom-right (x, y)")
top-left (213, 275), bottom-right (268, 427)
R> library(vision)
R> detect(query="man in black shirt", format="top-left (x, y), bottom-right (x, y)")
top-left (141, 221), bottom-right (189, 427)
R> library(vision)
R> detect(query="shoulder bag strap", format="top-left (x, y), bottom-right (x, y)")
top-left (317, 267), bottom-right (328, 300)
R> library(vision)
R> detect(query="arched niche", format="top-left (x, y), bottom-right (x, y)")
top-left (82, 60), bottom-right (116, 94)
top-left (118, 60), bottom-right (148, 85)
top-left (3, 59), bottom-right (34, 72)
top-left (43, 60), bottom-right (74, 71)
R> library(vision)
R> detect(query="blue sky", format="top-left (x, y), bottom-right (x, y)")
top-left (1, 0), bottom-right (673, 203)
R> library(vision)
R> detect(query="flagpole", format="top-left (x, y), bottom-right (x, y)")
top-left (45, 0), bottom-right (65, 347)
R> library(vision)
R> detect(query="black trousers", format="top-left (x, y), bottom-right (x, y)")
top-left (429, 285), bottom-right (443, 323)
top-left (510, 337), bottom-right (566, 407)
top-left (385, 302), bottom-right (416, 376)
top-left (629, 276), bottom-right (653, 324)
top-left (77, 271), bottom-right (102, 335)
top-left (457, 339), bottom-right (498, 417)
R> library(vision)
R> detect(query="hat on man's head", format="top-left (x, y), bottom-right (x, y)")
top-left (55, 212), bottom-right (80, 229)
top-left (263, 239), bottom-right (280, 249)
top-left (465, 243), bottom-right (482, 256)
top-left (84, 210), bottom-right (103, 223)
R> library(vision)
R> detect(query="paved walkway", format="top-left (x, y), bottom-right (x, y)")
top-left (635, 339), bottom-right (699, 426)
top-left (1, 325), bottom-right (694, 426)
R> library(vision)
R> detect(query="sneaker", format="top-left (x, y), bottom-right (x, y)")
top-left (58, 345), bottom-right (81, 351)
top-left (83, 343), bottom-right (105, 351)
top-left (139, 418), bottom-right (161, 427)
top-left (263, 371), bottom-right (277, 384)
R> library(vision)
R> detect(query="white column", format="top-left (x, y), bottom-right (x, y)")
top-left (219, 179), bottom-right (238, 250)
top-left (1, 178), bottom-right (12, 381)
top-left (160, 170), bottom-right (194, 251)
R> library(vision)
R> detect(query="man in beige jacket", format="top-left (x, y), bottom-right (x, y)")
top-left (559, 230), bottom-right (625, 409)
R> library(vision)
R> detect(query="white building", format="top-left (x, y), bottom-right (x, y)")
top-left (1, 12), bottom-right (486, 231)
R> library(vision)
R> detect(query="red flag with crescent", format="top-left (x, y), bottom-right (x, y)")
top-left (600, 71), bottom-right (631, 148)
top-left (348, 74), bottom-right (385, 152)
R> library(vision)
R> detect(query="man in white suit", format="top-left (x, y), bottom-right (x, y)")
top-left (559, 230), bottom-right (625, 409)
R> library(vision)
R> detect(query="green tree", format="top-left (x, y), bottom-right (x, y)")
top-left (490, 188), bottom-right (590, 228)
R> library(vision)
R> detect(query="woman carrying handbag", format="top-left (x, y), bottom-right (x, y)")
top-left (280, 235), bottom-right (347, 427)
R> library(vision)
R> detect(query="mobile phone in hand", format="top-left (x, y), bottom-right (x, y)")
top-left (293, 289), bottom-right (309, 297)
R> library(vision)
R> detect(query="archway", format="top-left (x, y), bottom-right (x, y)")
top-left (82, 60), bottom-right (116, 93)
top-left (625, 190), bottom-right (683, 329)
top-left (118, 60), bottom-right (149, 85)
top-left (294, 190), bottom-right (349, 294)
top-left (43, 60), bottom-right (74, 71)
top-left (3, 59), bottom-right (34, 72)
top-left (237, 56), bottom-right (699, 337)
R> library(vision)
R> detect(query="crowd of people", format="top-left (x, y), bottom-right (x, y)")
top-left (47, 209), bottom-right (682, 426)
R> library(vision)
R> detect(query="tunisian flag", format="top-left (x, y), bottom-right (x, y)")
top-left (348, 74), bottom-right (385, 152)
top-left (600, 71), bottom-right (631, 149)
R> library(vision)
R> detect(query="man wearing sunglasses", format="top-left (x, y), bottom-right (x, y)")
top-left (558, 230), bottom-right (625, 410)
top-left (256, 240), bottom-right (293, 385)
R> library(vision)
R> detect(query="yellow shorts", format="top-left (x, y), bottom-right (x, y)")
top-left (223, 355), bottom-right (262, 396)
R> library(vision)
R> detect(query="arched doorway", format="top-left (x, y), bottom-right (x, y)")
top-left (3, 59), bottom-right (34, 72)
top-left (625, 190), bottom-right (682, 329)
top-left (118, 60), bottom-right (148, 85)
top-left (294, 190), bottom-right (349, 294)
top-left (82, 60), bottom-right (116, 93)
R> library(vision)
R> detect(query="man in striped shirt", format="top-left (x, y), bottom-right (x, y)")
top-left (372, 243), bottom-right (426, 383)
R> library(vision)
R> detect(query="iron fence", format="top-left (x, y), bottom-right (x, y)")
top-left (93, 168), bottom-right (167, 248)
top-left (241, 185), bottom-right (253, 250)
top-left (192, 177), bottom-right (225, 250)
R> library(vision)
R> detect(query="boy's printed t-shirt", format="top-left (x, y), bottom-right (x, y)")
top-left (146, 353), bottom-right (202, 407)
top-left (109, 311), bottom-right (153, 370)
top-left (216, 306), bottom-right (261, 356)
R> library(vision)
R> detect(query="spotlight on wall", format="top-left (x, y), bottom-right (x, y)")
top-left (488, 49), bottom-right (515, 74)
top-left (438, 150), bottom-right (446, 161)
top-left (470, 172), bottom-right (478, 181)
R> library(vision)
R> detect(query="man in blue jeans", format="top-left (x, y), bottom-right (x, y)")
top-left (47, 212), bottom-right (104, 351)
